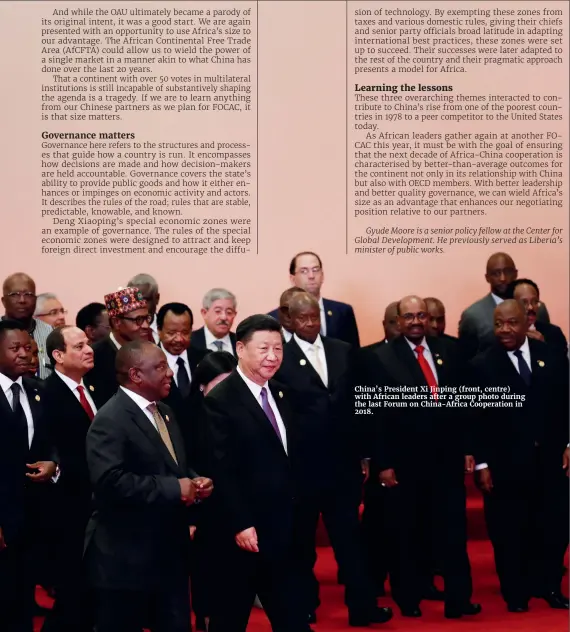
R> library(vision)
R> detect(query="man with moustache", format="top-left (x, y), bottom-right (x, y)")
top-left (276, 287), bottom-right (307, 342)
top-left (85, 340), bottom-right (213, 632)
top-left (459, 253), bottom-right (550, 359)
top-left (127, 274), bottom-right (161, 344)
top-left (204, 315), bottom-right (313, 632)
top-left (34, 294), bottom-right (67, 330)
top-left (469, 300), bottom-right (569, 612)
top-left (276, 293), bottom-right (392, 627)
top-left (86, 287), bottom-right (152, 405)
top-left (191, 288), bottom-right (237, 355)
top-left (360, 296), bottom-right (479, 619)
top-left (506, 279), bottom-right (568, 358)
top-left (0, 320), bottom-right (58, 632)
top-left (41, 326), bottom-right (106, 632)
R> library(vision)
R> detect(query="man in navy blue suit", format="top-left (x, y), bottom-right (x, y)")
top-left (269, 252), bottom-right (360, 347)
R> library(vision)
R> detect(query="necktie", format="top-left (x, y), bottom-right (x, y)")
top-left (260, 387), bottom-right (283, 444)
top-left (176, 357), bottom-right (191, 398)
top-left (147, 403), bottom-right (178, 464)
top-left (77, 385), bottom-right (95, 421)
top-left (10, 383), bottom-right (30, 452)
top-left (311, 344), bottom-right (327, 386)
top-left (415, 345), bottom-right (438, 399)
top-left (513, 349), bottom-right (532, 386)
top-left (213, 340), bottom-right (224, 352)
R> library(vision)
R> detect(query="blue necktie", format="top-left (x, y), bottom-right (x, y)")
top-left (513, 349), bottom-right (532, 386)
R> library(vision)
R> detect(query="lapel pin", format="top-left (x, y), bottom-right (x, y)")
top-left (279, 391), bottom-right (283, 398)
top-left (327, 310), bottom-right (332, 316)
top-left (35, 394), bottom-right (41, 401)
top-left (300, 359), bottom-right (306, 366)
top-left (537, 360), bottom-right (545, 367)
top-left (89, 385), bottom-right (95, 392)
top-left (437, 359), bottom-right (443, 365)
top-left (165, 415), bottom-right (170, 422)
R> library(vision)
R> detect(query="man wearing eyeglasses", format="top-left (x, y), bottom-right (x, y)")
top-left (34, 293), bottom-right (67, 329)
top-left (458, 253), bottom-right (551, 360)
top-left (85, 287), bottom-right (151, 405)
top-left (1, 273), bottom-right (53, 379)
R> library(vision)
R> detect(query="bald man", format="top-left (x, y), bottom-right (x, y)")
top-left (469, 300), bottom-right (569, 613)
top-left (458, 253), bottom-right (550, 359)
top-left (276, 286), bottom-right (307, 342)
top-left (359, 296), bottom-right (478, 619)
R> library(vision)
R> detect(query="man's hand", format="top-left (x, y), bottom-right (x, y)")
top-left (379, 468), bottom-right (398, 488)
top-left (527, 329), bottom-right (544, 342)
top-left (360, 459), bottom-right (370, 483)
top-left (235, 527), bottom-right (259, 553)
top-left (193, 477), bottom-right (214, 500)
top-left (189, 526), bottom-right (197, 540)
top-left (26, 461), bottom-right (57, 483)
top-left (0, 527), bottom-right (6, 551)
top-left (563, 448), bottom-right (570, 477)
top-left (476, 467), bottom-right (493, 493)
top-left (178, 478), bottom-right (197, 505)
top-left (464, 455), bottom-right (475, 474)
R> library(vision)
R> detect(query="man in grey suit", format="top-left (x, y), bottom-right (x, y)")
top-left (458, 253), bottom-right (550, 359)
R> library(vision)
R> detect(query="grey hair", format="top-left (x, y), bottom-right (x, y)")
top-left (202, 288), bottom-right (237, 310)
top-left (126, 273), bottom-right (159, 294)
top-left (34, 292), bottom-right (59, 315)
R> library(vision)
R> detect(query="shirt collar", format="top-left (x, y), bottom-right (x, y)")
top-left (0, 371), bottom-right (23, 394)
top-left (491, 293), bottom-right (504, 305)
top-left (294, 333), bottom-right (323, 352)
top-left (109, 332), bottom-right (122, 349)
top-left (318, 297), bottom-right (325, 311)
top-left (120, 385), bottom-right (154, 411)
top-left (508, 336), bottom-right (530, 357)
top-left (237, 366), bottom-right (267, 399)
top-left (204, 326), bottom-right (231, 349)
top-left (404, 336), bottom-right (428, 353)
top-left (55, 369), bottom-right (86, 392)
top-left (282, 328), bottom-right (293, 342)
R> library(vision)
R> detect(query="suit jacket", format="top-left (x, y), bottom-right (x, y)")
top-left (274, 336), bottom-right (362, 494)
top-left (190, 326), bottom-right (237, 355)
top-left (84, 389), bottom-right (199, 590)
top-left (85, 336), bottom-right (120, 406)
top-left (0, 377), bottom-right (56, 544)
top-left (458, 293), bottom-right (550, 359)
top-left (535, 321), bottom-right (568, 359)
top-left (269, 297), bottom-right (360, 348)
top-left (360, 335), bottom-right (469, 476)
top-left (468, 339), bottom-right (569, 485)
top-left (203, 370), bottom-right (298, 558)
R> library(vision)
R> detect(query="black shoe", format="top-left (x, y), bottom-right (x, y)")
top-left (444, 602), bottom-right (482, 619)
top-left (401, 606), bottom-right (422, 617)
top-left (349, 606), bottom-right (393, 626)
top-left (540, 592), bottom-right (569, 609)
top-left (307, 612), bottom-right (317, 624)
top-left (423, 584), bottom-right (445, 601)
top-left (507, 602), bottom-right (529, 613)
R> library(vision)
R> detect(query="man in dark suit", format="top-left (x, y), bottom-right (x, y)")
top-left (157, 302), bottom-right (208, 447)
top-left (203, 314), bottom-right (313, 632)
top-left (190, 288), bottom-right (237, 355)
top-left (268, 252), bottom-right (360, 347)
top-left (275, 293), bottom-right (392, 627)
top-left (361, 296), bottom-right (480, 619)
top-left (458, 253), bottom-right (550, 359)
top-left (425, 297), bottom-right (458, 344)
top-left (41, 326), bottom-right (106, 632)
top-left (85, 340), bottom-right (213, 632)
top-left (0, 320), bottom-right (58, 632)
top-left (86, 287), bottom-right (151, 406)
top-left (506, 279), bottom-right (568, 359)
top-left (470, 300), bottom-right (569, 612)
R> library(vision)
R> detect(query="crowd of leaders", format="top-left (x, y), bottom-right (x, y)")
top-left (0, 249), bottom-right (568, 632)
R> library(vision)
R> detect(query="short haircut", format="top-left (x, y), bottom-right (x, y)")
top-left (191, 351), bottom-right (237, 395)
top-left (34, 292), bottom-right (59, 315)
top-left (506, 278), bottom-right (540, 300)
top-left (279, 286), bottom-right (306, 306)
top-left (202, 288), bottom-right (236, 310)
top-left (126, 273), bottom-right (159, 294)
top-left (288, 292), bottom-right (319, 316)
top-left (76, 303), bottom-right (106, 331)
top-left (115, 339), bottom-right (151, 385)
top-left (424, 297), bottom-right (445, 311)
top-left (289, 251), bottom-right (323, 275)
top-left (157, 302), bottom-right (194, 329)
top-left (46, 325), bottom-right (73, 366)
top-left (0, 319), bottom-right (28, 343)
top-left (236, 314), bottom-right (281, 345)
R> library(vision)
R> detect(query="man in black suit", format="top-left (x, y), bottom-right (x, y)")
top-left (190, 288), bottom-right (237, 355)
top-left (157, 302), bottom-right (208, 448)
top-left (203, 314), bottom-right (313, 632)
top-left (85, 340), bottom-right (213, 632)
top-left (275, 293), bottom-right (392, 627)
top-left (268, 252), bottom-right (360, 347)
top-left (470, 300), bottom-right (569, 612)
top-left (86, 287), bottom-right (151, 405)
top-left (425, 297), bottom-right (458, 344)
top-left (506, 279), bottom-right (568, 359)
top-left (0, 320), bottom-right (58, 632)
top-left (361, 296), bottom-right (480, 619)
top-left (41, 326), bottom-right (106, 632)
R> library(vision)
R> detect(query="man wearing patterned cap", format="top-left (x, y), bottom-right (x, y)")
top-left (85, 287), bottom-right (151, 406)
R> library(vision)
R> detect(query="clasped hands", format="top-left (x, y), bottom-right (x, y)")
top-left (178, 476), bottom-right (213, 506)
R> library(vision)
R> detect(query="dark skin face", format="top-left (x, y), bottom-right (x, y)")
top-left (494, 300), bottom-right (527, 351)
top-left (112, 307), bottom-right (151, 345)
top-left (397, 297), bottom-right (428, 345)
top-left (278, 289), bottom-right (306, 332)
top-left (2, 275), bottom-right (37, 323)
top-left (485, 254), bottom-right (517, 298)
top-left (0, 329), bottom-right (33, 381)
top-left (27, 339), bottom-right (39, 376)
top-left (291, 302), bottom-right (321, 344)
top-left (87, 310), bottom-right (110, 344)
top-left (426, 300), bottom-right (446, 336)
top-left (129, 346), bottom-right (173, 401)
top-left (382, 302), bottom-right (400, 341)
top-left (513, 283), bottom-right (540, 327)
top-left (159, 310), bottom-right (192, 356)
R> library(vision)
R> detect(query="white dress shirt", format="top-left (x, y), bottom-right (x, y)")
top-left (204, 326), bottom-right (234, 355)
top-left (318, 297), bottom-right (327, 336)
top-left (109, 332), bottom-right (122, 350)
top-left (294, 333), bottom-right (328, 387)
top-left (491, 293), bottom-right (503, 306)
top-left (237, 366), bottom-right (288, 454)
top-left (0, 372), bottom-right (34, 447)
top-left (120, 386), bottom-right (159, 431)
top-left (149, 314), bottom-right (159, 344)
top-left (404, 336), bottom-right (439, 384)
top-left (162, 347), bottom-right (192, 388)
top-left (282, 328), bottom-right (293, 343)
top-left (55, 370), bottom-right (98, 414)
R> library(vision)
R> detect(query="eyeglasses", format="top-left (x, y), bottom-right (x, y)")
top-left (120, 314), bottom-right (153, 327)
top-left (37, 308), bottom-right (67, 317)
top-left (4, 292), bottom-right (36, 300)
top-left (401, 312), bottom-right (427, 323)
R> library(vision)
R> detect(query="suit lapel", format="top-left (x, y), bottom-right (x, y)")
top-left (289, 339), bottom-right (327, 390)
top-left (322, 337), bottom-right (344, 389)
top-left (50, 373), bottom-right (92, 425)
top-left (528, 340), bottom-right (549, 389)
top-left (424, 337), bottom-right (448, 385)
top-left (491, 345), bottom-right (528, 390)
top-left (392, 336), bottom-right (429, 386)
top-left (323, 299), bottom-right (335, 337)
top-left (157, 401), bottom-right (186, 472)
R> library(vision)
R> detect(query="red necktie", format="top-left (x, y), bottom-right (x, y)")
top-left (415, 345), bottom-right (438, 399)
top-left (77, 385), bottom-right (95, 421)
